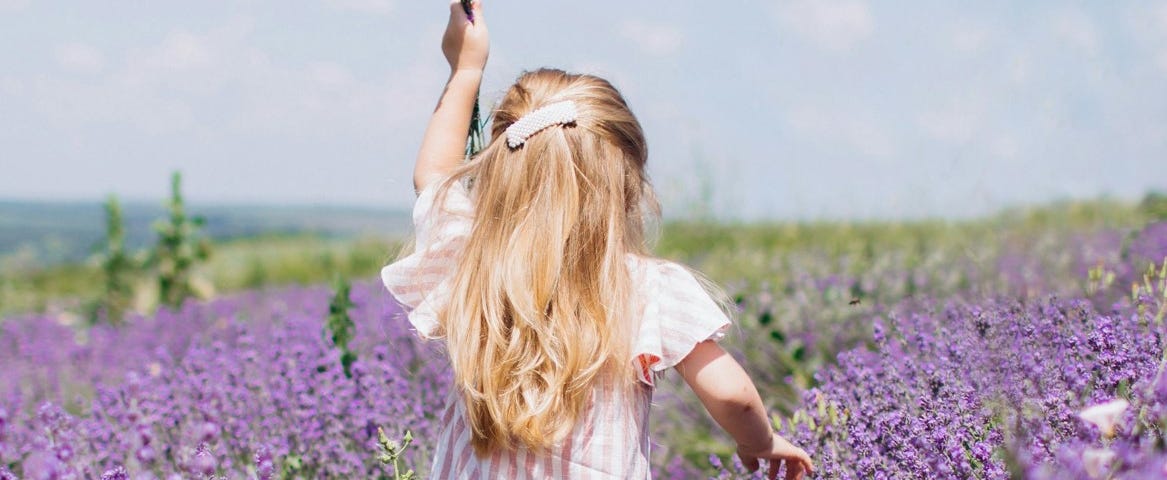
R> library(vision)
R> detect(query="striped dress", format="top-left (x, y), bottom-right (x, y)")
top-left (381, 178), bottom-right (730, 479)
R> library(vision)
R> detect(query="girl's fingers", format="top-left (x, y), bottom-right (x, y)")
top-left (795, 449), bottom-right (813, 474)
top-left (768, 459), bottom-right (781, 480)
top-left (785, 462), bottom-right (804, 480)
top-left (448, 0), bottom-right (469, 24)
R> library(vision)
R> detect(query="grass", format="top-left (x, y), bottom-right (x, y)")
top-left (0, 196), bottom-right (1159, 318)
top-left (0, 234), bottom-right (402, 316)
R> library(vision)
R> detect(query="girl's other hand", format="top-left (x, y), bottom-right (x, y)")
top-left (737, 432), bottom-right (814, 480)
top-left (442, 1), bottom-right (489, 73)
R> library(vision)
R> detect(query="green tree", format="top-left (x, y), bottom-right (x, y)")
top-left (150, 172), bottom-right (212, 308)
top-left (91, 195), bottom-right (136, 325)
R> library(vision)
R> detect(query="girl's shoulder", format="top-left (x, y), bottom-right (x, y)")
top-left (624, 254), bottom-right (732, 386)
top-left (622, 254), bottom-right (716, 293)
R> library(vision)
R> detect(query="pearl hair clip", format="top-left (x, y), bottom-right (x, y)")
top-left (504, 101), bottom-right (578, 148)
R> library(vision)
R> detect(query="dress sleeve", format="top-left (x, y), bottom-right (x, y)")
top-left (380, 179), bottom-right (474, 339)
top-left (631, 259), bottom-right (732, 386)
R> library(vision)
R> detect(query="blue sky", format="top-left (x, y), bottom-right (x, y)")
top-left (1, 1), bottom-right (1164, 219)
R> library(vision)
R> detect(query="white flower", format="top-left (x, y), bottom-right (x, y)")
top-left (1082, 448), bottom-right (1115, 479)
top-left (1078, 399), bottom-right (1129, 438)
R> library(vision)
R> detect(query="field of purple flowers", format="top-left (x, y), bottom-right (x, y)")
top-left (2, 219), bottom-right (1165, 479)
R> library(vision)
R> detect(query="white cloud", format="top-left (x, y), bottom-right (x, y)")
top-left (0, 0), bottom-right (29, 12)
top-left (307, 62), bottom-right (354, 88)
top-left (1152, 2), bottom-right (1167, 74)
top-left (619, 20), bottom-right (683, 56)
top-left (55, 43), bottom-right (105, 74)
top-left (324, 0), bottom-right (394, 15)
top-left (153, 30), bottom-right (217, 71)
top-left (1123, 2), bottom-right (1167, 76)
top-left (785, 105), bottom-right (895, 158)
top-left (774, 0), bottom-right (874, 52)
top-left (950, 24), bottom-right (990, 55)
top-left (917, 97), bottom-right (985, 145)
top-left (990, 134), bottom-right (1020, 160)
top-left (1007, 52), bottom-right (1032, 85)
top-left (1051, 8), bottom-right (1099, 56)
top-left (17, 16), bottom-right (437, 138)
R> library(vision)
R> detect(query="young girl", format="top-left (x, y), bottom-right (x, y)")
top-left (382, 2), bottom-right (814, 478)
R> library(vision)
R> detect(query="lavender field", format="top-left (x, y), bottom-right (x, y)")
top-left (2, 212), bottom-right (1166, 479)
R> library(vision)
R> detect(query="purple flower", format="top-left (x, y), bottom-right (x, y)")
top-left (100, 466), bottom-right (129, 480)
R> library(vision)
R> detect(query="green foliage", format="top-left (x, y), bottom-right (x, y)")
top-left (149, 172), bottom-right (212, 308)
top-left (465, 100), bottom-right (486, 159)
top-left (280, 453), bottom-right (303, 479)
top-left (90, 195), bottom-right (136, 325)
top-left (325, 276), bottom-right (357, 378)
top-left (377, 427), bottom-right (416, 480)
top-left (1130, 258), bottom-right (1167, 325)
top-left (0, 195), bottom-right (1150, 319)
top-left (1140, 191), bottom-right (1167, 221)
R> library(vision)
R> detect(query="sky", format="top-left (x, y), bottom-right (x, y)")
top-left (1, 0), bottom-right (1165, 220)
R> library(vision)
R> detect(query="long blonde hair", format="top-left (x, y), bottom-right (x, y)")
top-left (429, 68), bottom-right (659, 455)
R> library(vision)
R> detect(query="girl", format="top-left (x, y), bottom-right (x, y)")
top-left (382, 2), bottom-right (814, 478)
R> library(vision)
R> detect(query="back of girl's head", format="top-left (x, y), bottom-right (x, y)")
top-left (477, 68), bottom-right (657, 249)
top-left (436, 68), bottom-right (659, 456)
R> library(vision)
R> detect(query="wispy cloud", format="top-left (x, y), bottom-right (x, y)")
top-left (619, 20), bottom-right (683, 56)
top-left (55, 43), bottom-right (105, 74)
top-left (949, 23), bottom-right (992, 55)
top-left (1120, 3), bottom-right (1167, 75)
top-left (0, 0), bottom-right (29, 12)
top-left (785, 105), bottom-right (896, 158)
top-left (1051, 7), bottom-right (1100, 56)
top-left (917, 97), bottom-right (986, 145)
top-left (773, 0), bottom-right (874, 52)
top-left (19, 17), bottom-right (436, 138)
top-left (323, 0), bottom-right (394, 15)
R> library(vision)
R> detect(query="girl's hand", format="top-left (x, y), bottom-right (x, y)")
top-left (737, 432), bottom-right (814, 480)
top-left (442, 0), bottom-right (489, 73)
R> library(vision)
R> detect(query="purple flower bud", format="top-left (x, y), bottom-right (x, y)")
top-left (199, 422), bottom-right (219, 442)
top-left (100, 466), bottom-right (128, 480)
top-left (136, 445), bottom-right (156, 464)
top-left (191, 452), bottom-right (216, 476)
top-left (23, 451), bottom-right (63, 480)
top-left (256, 448), bottom-right (275, 480)
top-left (55, 443), bottom-right (73, 462)
top-left (191, 443), bottom-right (216, 476)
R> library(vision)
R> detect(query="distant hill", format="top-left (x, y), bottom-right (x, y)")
top-left (0, 200), bottom-right (411, 268)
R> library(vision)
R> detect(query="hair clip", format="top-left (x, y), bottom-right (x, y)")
top-left (505, 101), bottom-right (578, 148)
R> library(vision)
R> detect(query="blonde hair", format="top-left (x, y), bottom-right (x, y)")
top-left (429, 68), bottom-right (659, 455)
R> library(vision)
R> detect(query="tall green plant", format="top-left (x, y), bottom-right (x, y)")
top-left (377, 427), bottom-right (416, 480)
top-left (150, 172), bottom-right (211, 308)
top-left (325, 276), bottom-right (357, 378)
top-left (91, 195), bottom-right (136, 325)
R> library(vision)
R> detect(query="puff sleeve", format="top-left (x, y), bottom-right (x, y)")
top-left (380, 179), bottom-right (474, 339)
top-left (631, 259), bottom-right (732, 386)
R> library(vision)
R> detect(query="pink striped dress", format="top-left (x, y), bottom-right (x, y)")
top-left (381, 179), bottom-right (730, 479)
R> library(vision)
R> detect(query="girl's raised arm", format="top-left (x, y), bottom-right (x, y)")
top-left (413, 1), bottom-right (489, 194)
top-left (677, 340), bottom-right (815, 480)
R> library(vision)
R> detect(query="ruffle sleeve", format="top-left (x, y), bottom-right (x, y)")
top-left (630, 258), bottom-right (731, 386)
top-left (380, 179), bottom-right (474, 339)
